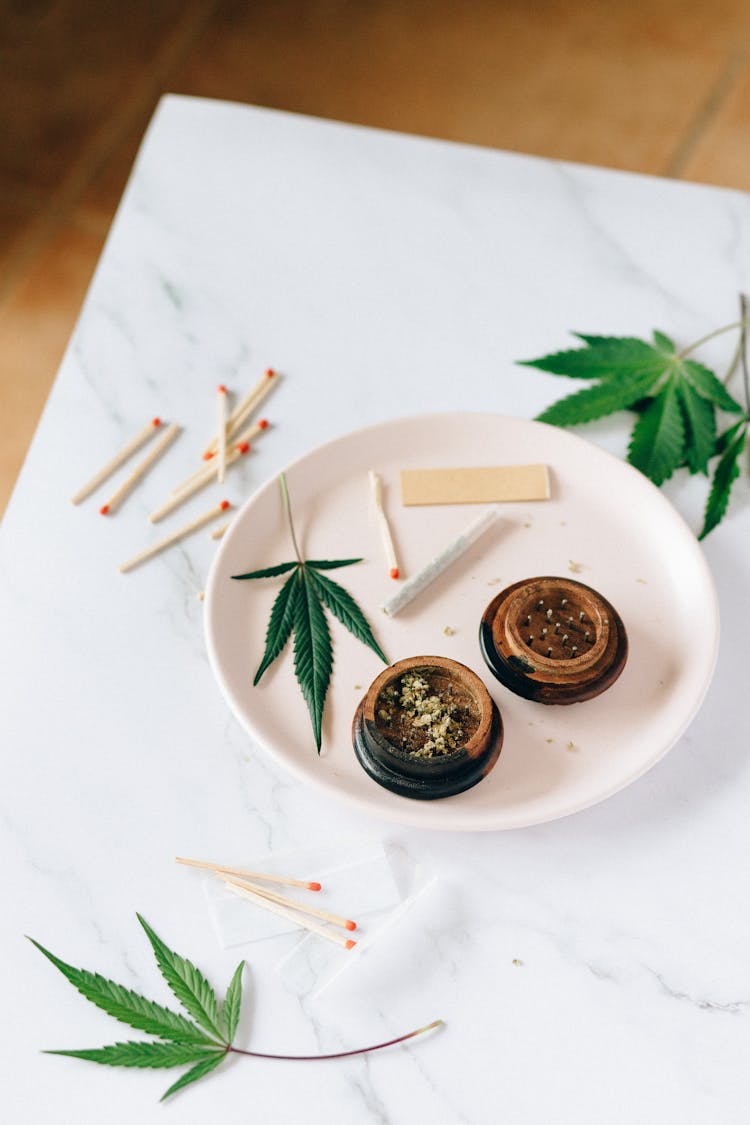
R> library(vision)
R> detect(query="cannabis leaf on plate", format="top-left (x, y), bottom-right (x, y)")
top-left (519, 304), bottom-right (750, 538)
top-left (30, 915), bottom-right (442, 1103)
top-left (232, 473), bottom-right (387, 751)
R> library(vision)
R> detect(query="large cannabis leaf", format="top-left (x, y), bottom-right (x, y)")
top-left (30, 915), bottom-right (442, 1103)
top-left (519, 321), bottom-right (749, 536)
top-left (30, 915), bottom-right (238, 1102)
top-left (232, 474), bottom-right (387, 751)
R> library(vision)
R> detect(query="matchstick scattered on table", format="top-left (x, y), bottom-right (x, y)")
top-left (171, 453), bottom-right (233, 497)
top-left (203, 369), bottom-right (277, 458)
top-left (216, 385), bottom-right (228, 484)
top-left (228, 418), bottom-right (269, 448)
top-left (175, 855), bottom-right (322, 890)
top-left (225, 369), bottom-right (276, 445)
top-left (199, 419), bottom-right (268, 467)
top-left (99, 423), bottom-right (180, 515)
top-left (221, 874), bottom-right (356, 931)
top-left (381, 508), bottom-right (500, 617)
top-left (154, 418), bottom-right (270, 521)
top-left (181, 421), bottom-right (268, 491)
top-left (71, 417), bottom-right (162, 504)
top-left (118, 500), bottom-right (230, 573)
top-left (369, 470), bottom-right (400, 579)
top-left (150, 443), bottom-right (250, 523)
top-left (221, 879), bottom-right (356, 950)
top-left (210, 519), bottom-right (233, 540)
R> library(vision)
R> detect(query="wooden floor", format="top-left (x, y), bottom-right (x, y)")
top-left (3, 0), bottom-right (750, 515)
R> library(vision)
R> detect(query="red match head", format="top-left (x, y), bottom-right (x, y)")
top-left (151, 417), bottom-right (161, 427)
top-left (220, 500), bottom-right (231, 511)
top-left (99, 504), bottom-right (110, 516)
top-left (258, 418), bottom-right (269, 430)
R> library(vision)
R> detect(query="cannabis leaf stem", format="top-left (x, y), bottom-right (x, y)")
top-left (279, 471), bottom-right (303, 564)
top-left (227, 1020), bottom-right (444, 1061)
top-left (739, 295), bottom-right (750, 410)
top-left (676, 317), bottom-right (750, 359)
top-left (31, 919), bottom-right (442, 1103)
top-left (232, 475), bottom-right (387, 751)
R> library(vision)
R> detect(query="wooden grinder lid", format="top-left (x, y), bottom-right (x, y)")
top-left (479, 576), bottom-right (628, 704)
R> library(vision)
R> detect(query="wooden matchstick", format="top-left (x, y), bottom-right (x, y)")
top-left (99, 423), bottom-right (180, 515)
top-left (118, 501), bottom-right (230, 573)
top-left (149, 442), bottom-right (250, 523)
top-left (179, 420), bottom-right (268, 493)
top-left (199, 419), bottom-right (269, 468)
top-left (71, 417), bottom-right (162, 504)
top-left (171, 457), bottom-right (225, 496)
top-left (226, 370), bottom-right (276, 442)
top-left (216, 385), bottom-right (228, 484)
top-left (369, 470), bottom-right (401, 579)
top-left (158, 417), bottom-right (271, 519)
top-left (221, 874), bottom-right (356, 931)
top-left (174, 855), bottom-right (322, 891)
top-left (203, 369), bottom-right (277, 457)
top-left (210, 519), bottom-right (232, 540)
top-left (221, 879), bottom-right (356, 950)
top-left (231, 418), bottom-right (269, 447)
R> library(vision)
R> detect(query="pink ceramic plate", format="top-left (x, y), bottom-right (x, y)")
top-left (205, 413), bottom-right (718, 831)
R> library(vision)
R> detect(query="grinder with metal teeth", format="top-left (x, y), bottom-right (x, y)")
top-left (479, 576), bottom-right (628, 704)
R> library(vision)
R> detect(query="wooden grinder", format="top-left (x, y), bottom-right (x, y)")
top-left (479, 576), bottom-right (628, 704)
top-left (352, 656), bottom-right (503, 800)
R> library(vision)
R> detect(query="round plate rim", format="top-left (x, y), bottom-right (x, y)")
top-left (204, 411), bottom-right (720, 831)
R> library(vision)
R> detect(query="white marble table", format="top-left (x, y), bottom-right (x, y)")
top-left (3, 95), bottom-right (750, 1123)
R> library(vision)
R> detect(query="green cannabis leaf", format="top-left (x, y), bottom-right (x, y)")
top-left (136, 914), bottom-right (224, 1041)
top-left (31, 916), bottom-right (443, 1103)
top-left (232, 473), bottom-right (388, 752)
top-left (701, 426), bottom-right (746, 539)
top-left (627, 375), bottom-right (685, 486)
top-left (698, 298), bottom-right (750, 538)
top-left (519, 306), bottom-right (750, 536)
top-left (27, 937), bottom-right (217, 1045)
top-left (31, 916), bottom-right (237, 1102)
